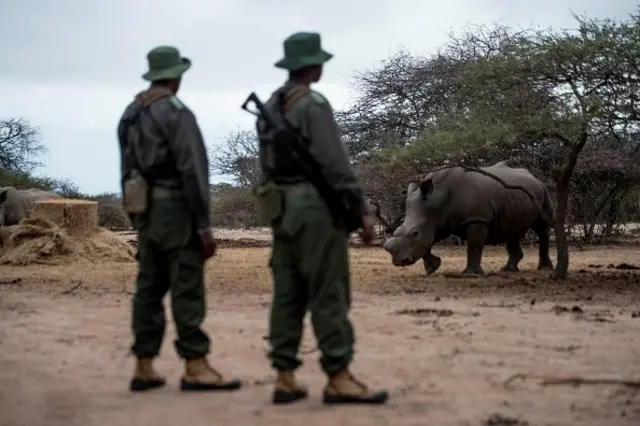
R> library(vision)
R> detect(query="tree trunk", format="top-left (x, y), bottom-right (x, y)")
top-left (586, 221), bottom-right (596, 242)
top-left (553, 133), bottom-right (588, 279)
top-left (553, 180), bottom-right (571, 279)
top-left (603, 198), bottom-right (620, 238)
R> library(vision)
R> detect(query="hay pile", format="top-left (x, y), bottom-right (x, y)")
top-left (31, 198), bottom-right (98, 237)
top-left (0, 200), bottom-right (136, 266)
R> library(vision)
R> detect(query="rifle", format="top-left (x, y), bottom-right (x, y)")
top-left (240, 92), bottom-right (362, 233)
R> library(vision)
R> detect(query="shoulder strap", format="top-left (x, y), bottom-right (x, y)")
top-left (267, 84), bottom-right (311, 115)
top-left (122, 88), bottom-right (178, 178)
top-left (135, 87), bottom-right (173, 108)
top-left (121, 107), bottom-right (147, 179)
top-left (283, 85), bottom-right (311, 113)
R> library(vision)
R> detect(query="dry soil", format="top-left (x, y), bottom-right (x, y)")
top-left (1, 241), bottom-right (640, 426)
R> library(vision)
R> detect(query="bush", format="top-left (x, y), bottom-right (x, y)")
top-left (211, 187), bottom-right (260, 228)
top-left (85, 192), bottom-right (130, 230)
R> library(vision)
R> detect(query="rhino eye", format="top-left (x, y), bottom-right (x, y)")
top-left (410, 230), bottom-right (419, 238)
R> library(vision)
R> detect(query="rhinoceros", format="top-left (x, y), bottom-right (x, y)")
top-left (382, 162), bottom-right (554, 276)
top-left (0, 186), bottom-right (63, 226)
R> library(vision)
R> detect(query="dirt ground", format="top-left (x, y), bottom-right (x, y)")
top-left (1, 242), bottom-right (640, 426)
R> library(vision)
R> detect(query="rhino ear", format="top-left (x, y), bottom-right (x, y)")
top-left (419, 179), bottom-right (434, 198)
top-left (420, 178), bottom-right (449, 210)
top-left (0, 189), bottom-right (7, 204)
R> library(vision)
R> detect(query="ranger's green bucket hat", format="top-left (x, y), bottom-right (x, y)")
top-left (142, 45), bottom-right (191, 82)
top-left (275, 32), bottom-right (333, 71)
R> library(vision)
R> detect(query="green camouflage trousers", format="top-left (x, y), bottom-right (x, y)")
top-left (265, 182), bottom-right (355, 376)
top-left (131, 192), bottom-right (210, 359)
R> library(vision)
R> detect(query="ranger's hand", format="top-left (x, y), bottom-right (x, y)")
top-left (198, 228), bottom-right (217, 259)
top-left (359, 214), bottom-right (376, 245)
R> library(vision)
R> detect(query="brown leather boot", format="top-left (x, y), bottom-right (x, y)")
top-left (272, 370), bottom-right (308, 404)
top-left (322, 369), bottom-right (388, 404)
top-left (129, 357), bottom-right (166, 392)
top-left (180, 357), bottom-right (242, 392)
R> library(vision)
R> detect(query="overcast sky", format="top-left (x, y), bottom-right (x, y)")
top-left (0, 0), bottom-right (634, 195)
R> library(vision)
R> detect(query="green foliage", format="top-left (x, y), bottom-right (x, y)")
top-left (0, 167), bottom-right (80, 196)
top-left (405, 117), bottom-right (516, 161)
top-left (0, 168), bottom-right (52, 190)
top-left (210, 182), bottom-right (234, 197)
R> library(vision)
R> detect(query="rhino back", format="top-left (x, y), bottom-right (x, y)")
top-left (26, 189), bottom-right (63, 201)
top-left (434, 165), bottom-right (545, 242)
top-left (443, 168), bottom-right (498, 226)
top-left (479, 164), bottom-right (546, 204)
top-left (4, 189), bottom-right (62, 225)
top-left (476, 164), bottom-right (547, 239)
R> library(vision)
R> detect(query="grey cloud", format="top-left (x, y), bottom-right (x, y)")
top-left (10, 0), bottom-right (630, 89)
top-left (0, 0), bottom-right (396, 87)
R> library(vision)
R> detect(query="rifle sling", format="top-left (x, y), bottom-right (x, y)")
top-left (122, 90), bottom-right (174, 184)
top-left (283, 85), bottom-right (311, 113)
top-left (266, 84), bottom-right (311, 114)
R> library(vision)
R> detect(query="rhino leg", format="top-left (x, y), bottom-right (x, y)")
top-left (501, 239), bottom-right (524, 272)
top-left (532, 218), bottom-right (554, 270)
top-left (422, 252), bottom-right (442, 275)
top-left (462, 223), bottom-right (487, 276)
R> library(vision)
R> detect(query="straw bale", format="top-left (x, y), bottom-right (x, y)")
top-left (31, 199), bottom-right (98, 237)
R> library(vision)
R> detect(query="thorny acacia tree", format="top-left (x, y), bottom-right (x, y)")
top-left (334, 51), bottom-right (469, 159)
top-left (210, 130), bottom-right (261, 188)
top-left (0, 117), bottom-right (47, 173)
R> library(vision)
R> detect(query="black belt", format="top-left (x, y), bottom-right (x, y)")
top-left (272, 176), bottom-right (307, 185)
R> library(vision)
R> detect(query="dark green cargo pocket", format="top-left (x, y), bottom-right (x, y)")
top-left (256, 181), bottom-right (284, 224)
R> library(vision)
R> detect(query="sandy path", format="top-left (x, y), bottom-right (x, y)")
top-left (1, 245), bottom-right (639, 425)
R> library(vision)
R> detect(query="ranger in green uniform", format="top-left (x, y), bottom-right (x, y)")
top-left (255, 32), bottom-right (389, 405)
top-left (117, 45), bottom-right (241, 393)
